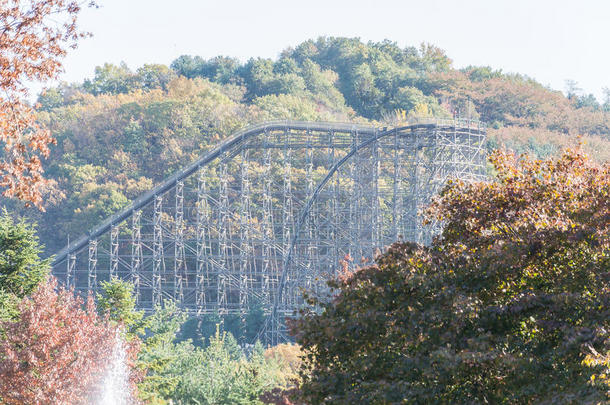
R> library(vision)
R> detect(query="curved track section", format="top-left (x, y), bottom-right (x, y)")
top-left (51, 120), bottom-right (487, 342)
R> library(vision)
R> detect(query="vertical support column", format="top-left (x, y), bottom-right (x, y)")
top-left (355, 136), bottom-right (364, 261)
top-left (66, 253), bottom-right (76, 290)
top-left (305, 139), bottom-right (317, 294)
top-left (421, 126), bottom-right (442, 243)
top-left (452, 124), bottom-right (458, 179)
top-left (196, 167), bottom-right (210, 311)
top-left (371, 133), bottom-right (381, 254)
top-left (217, 163), bottom-right (229, 314)
top-left (174, 180), bottom-right (185, 303)
top-left (348, 129), bottom-right (361, 261)
top-left (110, 224), bottom-right (119, 278)
top-left (153, 195), bottom-right (164, 307)
top-left (281, 146), bottom-right (293, 310)
top-left (475, 124), bottom-right (487, 178)
top-left (239, 149), bottom-right (251, 341)
top-left (88, 239), bottom-right (98, 291)
top-left (392, 129), bottom-right (403, 240)
top-left (261, 140), bottom-right (274, 309)
top-left (131, 210), bottom-right (142, 303)
top-left (413, 128), bottom-right (422, 243)
top-left (402, 128), bottom-right (414, 241)
top-left (329, 130), bottom-right (340, 272)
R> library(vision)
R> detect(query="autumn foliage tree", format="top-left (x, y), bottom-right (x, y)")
top-left (0, 277), bottom-right (139, 405)
top-left (0, 0), bottom-right (95, 206)
top-left (292, 148), bottom-right (609, 403)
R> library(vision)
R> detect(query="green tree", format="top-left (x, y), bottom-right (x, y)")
top-left (240, 57), bottom-right (276, 99)
top-left (0, 209), bottom-right (50, 320)
top-left (136, 64), bottom-right (177, 91)
top-left (201, 56), bottom-right (241, 84)
top-left (37, 87), bottom-right (65, 111)
top-left (565, 79), bottom-right (582, 100)
top-left (293, 148), bottom-right (610, 404)
top-left (170, 55), bottom-right (205, 79)
top-left (576, 93), bottom-right (601, 110)
top-left (393, 86), bottom-right (433, 115)
top-left (602, 87), bottom-right (610, 112)
top-left (83, 62), bottom-right (139, 95)
top-left (97, 277), bottom-right (145, 338)
top-left (137, 300), bottom-right (187, 403)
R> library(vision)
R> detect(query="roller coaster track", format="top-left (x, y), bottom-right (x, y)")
top-left (51, 119), bottom-right (487, 344)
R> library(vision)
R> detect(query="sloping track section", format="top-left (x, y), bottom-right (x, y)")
top-left (51, 120), bottom-right (486, 342)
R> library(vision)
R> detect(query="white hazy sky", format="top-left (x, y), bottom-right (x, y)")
top-left (46, 0), bottom-right (610, 101)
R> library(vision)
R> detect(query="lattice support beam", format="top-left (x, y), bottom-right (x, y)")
top-left (261, 140), bottom-right (274, 309)
top-left (153, 195), bottom-right (164, 307)
top-left (217, 163), bottom-right (229, 314)
top-left (174, 181), bottom-right (185, 302)
top-left (88, 240), bottom-right (98, 291)
top-left (131, 210), bottom-right (142, 303)
top-left (196, 167), bottom-right (211, 310)
top-left (110, 224), bottom-right (119, 278)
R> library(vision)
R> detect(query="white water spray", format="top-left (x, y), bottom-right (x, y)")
top-left (97, 331), bottom-right (132, 405)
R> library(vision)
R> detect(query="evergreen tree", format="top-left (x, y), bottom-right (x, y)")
top-left (0, 209), bottom-right (50, 320)
top-left (97, 277), bottom-right (145, 338)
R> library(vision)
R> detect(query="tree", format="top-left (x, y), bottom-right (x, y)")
top-left (603, 87), bottom-right (610, 112)
top-left (83, 62), bottom-right (139, 95)
top-left (292, 148), bottom-right (609, 403)
top-left (565, 79), bottom-right (582, 100)
top-left (418, 42), bottom-right (452, 73)
top-left (0, 0), bottom-right (96, 207)
top-left (576, 93), bottom-right (601, 111)
top-left (170, 54), bottom-right (205, 79)
top-left (97, 277), bottom-right (145, 338)
top-left (137, 300), bottom-right (187, 403)
top-left (0, 209), bottom-right (49, 320)
top-left (0, 278), bottom-right (120, 404)
top-left (136, 63), bottom-right (177, 91)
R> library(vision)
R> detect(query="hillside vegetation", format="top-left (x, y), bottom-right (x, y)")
top-left (6, 37), bottom-right (610, 255)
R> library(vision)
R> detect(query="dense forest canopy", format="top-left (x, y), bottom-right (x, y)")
top-left (4, 36), bottom-right (610, 256)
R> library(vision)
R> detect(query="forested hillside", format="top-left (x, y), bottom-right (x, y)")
top-left (8, 37), bottom-right (610, 255)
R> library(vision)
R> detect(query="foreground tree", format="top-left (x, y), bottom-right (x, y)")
top-left (0, 0), bottom-right (95, 206)
top-left (293, 148), bottom-right (609, 403)
top-left (97, 276), bottom-right (145, 339)
top-left (0, 209), bottom-right (49, 320)
top-left (0, 278), bottom-right (121, 404)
